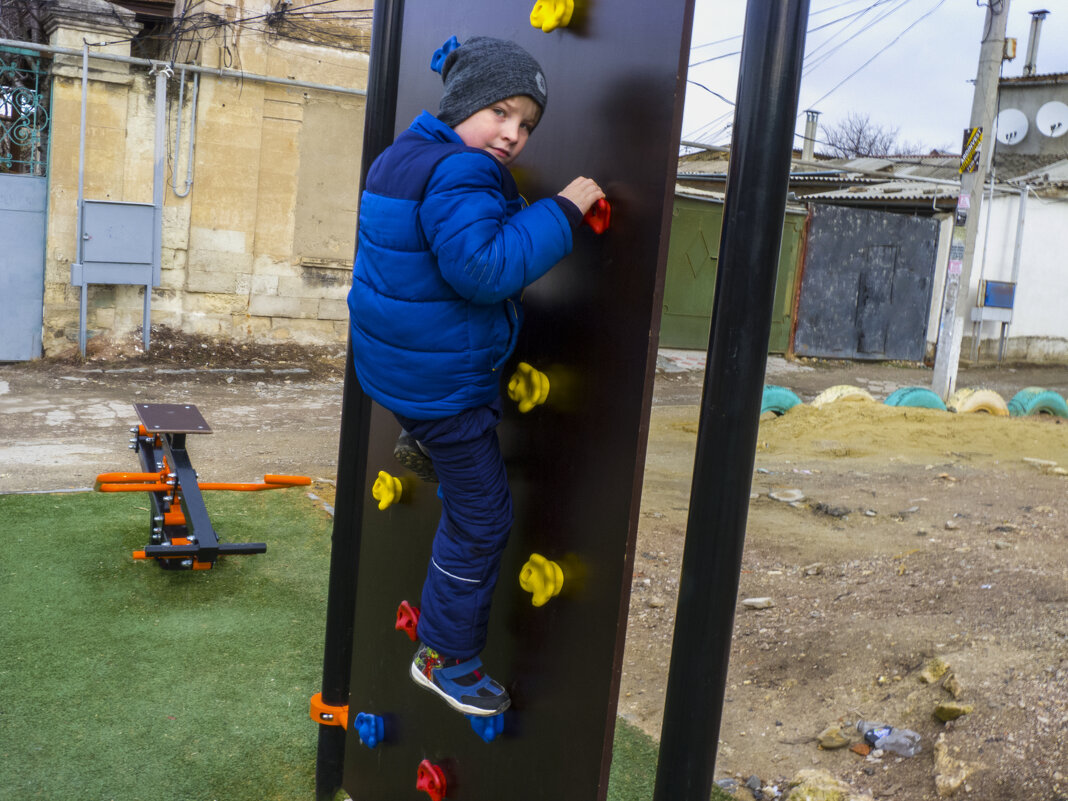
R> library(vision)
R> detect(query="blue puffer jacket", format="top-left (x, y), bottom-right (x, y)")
top-left (348, 112), bottom-right (573, 420)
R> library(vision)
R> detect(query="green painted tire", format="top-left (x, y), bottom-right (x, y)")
top-left (884, 386), bottom-right (947, 411)
top-left (1007, 387), bottom-right (1068, 419)
top-left (761, 385), bottom-right (802, 416)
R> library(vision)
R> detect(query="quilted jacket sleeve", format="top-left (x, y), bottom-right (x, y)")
top-left (419, 152), bottom-right (574, 304)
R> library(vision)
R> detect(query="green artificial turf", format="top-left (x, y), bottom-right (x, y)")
top-left (0, 489), bottom-right (333, 801)
top-left (608, 718), bottom-right (660, 799)
top-left (607, 719), bottom-right (736, 801)
top-left (1, 490), bottom-right (729, 801)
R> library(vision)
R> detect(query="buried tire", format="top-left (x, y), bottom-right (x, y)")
top-left (761, 385), bottom-right (802, 416)
top-left (1007, 387), bottom-right (1068, 419)
top-left (946, 388), bottom-right (1009, 416)
top-left (884, 386), bottom-right (947, 411)
top-left (811, 384), bottom-right (875, 409)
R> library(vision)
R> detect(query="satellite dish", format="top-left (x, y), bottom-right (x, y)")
top-left (996, 108), bottom-right (1029, 144)
top-left (1036, 101), bottom-right (1068, 138)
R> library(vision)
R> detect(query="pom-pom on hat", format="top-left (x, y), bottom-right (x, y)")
top-left (432, 36), bottom-right (548, 128)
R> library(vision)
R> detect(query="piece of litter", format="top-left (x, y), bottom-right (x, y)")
top-left (742, 597), bottom-right (775, 609)
top-left (1022, 457), bottom-right (1058, 468)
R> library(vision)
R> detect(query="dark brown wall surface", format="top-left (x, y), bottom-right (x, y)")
top-left (343, 2), bottom-right (694, 798)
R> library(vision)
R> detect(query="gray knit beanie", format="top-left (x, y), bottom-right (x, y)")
top-left (434, 36), bottom-right (548, 128)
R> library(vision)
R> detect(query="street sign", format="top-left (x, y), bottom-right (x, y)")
top-left (960, 127), bottom-right (982, 173)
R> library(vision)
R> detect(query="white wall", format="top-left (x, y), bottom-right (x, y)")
top-left (927, 190), bottom-right (1068, 362)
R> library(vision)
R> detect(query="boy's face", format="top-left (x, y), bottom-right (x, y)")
top-left (453, 95), bottom-right (541, 166)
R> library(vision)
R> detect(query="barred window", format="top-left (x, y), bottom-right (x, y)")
top-left (0, 47), bottom-right (50, 177)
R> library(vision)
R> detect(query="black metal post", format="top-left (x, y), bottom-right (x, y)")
top-left (160, 435), bottom-right (221, 562)
top-left (313, 1), bottom-right (405, 798)
top-left (652, 3), bottom-right (809, 800)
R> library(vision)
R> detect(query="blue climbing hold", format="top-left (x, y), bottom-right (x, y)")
top-left (467, 712), bottom-right (505, 743)
top-left (431, 36), bottom-right (460, 74)
top-left (355, 712), bottom-right (385, 748)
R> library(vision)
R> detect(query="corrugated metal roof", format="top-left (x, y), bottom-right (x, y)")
top-left (674, 185), bottom-right (725, 202)
top-left (827, 155), bottom-right (960, 181)
top-left (790, 174), bottom-right (881, 184)
top-left (882, 158), bottom-right (960, 180)
top-left (1000, 72), bottom-right (1068, 84)
top-left (840, 157), bottom-right (898, 173)
top-left (678, 158), bottom-right (730, 175)
top-left (803, 180), bottom-right (959, 206)
top-left (676, 172), bottom-right (883, 187)
top-left (994, 152), bottom-right (1068, 180)
top-left (1012, 158), bottom-right (1068, 187)
top-left (674, 184), bottom-right (807, 214)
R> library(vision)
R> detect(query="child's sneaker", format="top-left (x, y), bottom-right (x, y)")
top-left (394, 431), bottom-right (438, 483)
top-left (410, 643), bottom-right (510, 717)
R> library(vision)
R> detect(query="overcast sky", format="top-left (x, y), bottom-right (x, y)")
top-left (683, 0), bottom-right (1068, 155)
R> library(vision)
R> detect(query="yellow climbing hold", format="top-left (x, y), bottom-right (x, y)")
top-left (371, 470), bottom-right (403, 511)
top-left (519, 553), bottom-right (564, 607)
top-left (529, 0), bottom-right (574, 32)
top-left (507, 362), bottom-right (550, 413)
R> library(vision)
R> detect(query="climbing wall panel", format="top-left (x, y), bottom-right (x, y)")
top-left (342, 1), bottom-right (694, 798)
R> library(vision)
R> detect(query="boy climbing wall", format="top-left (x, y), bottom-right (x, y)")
top-left (347, 35), bottom-right (604, 716)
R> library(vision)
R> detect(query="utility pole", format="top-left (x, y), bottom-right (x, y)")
top-left (931, 0), bottom-right (1010, 400)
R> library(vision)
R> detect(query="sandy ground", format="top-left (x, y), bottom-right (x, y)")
top-left (2, 341), bottom-right (1066, 800)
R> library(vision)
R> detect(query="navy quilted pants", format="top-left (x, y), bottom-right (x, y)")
top-left (394, 399), bottom-right (512, 660)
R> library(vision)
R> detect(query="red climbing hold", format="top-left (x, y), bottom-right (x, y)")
top-left (416, 759), bottom-right (447, 801)
top-left (583, 198), bottom-right (611, 234)
top-left (395, 600), bottom-right (421, 642)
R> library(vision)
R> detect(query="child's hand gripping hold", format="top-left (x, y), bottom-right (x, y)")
top-left (558, 176), bottom-right (605, 216)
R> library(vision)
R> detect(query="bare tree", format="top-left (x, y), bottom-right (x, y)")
top-left (820, 112), bottom-right (902, 158)
top-left (0, 0), bottom-right (47, 43)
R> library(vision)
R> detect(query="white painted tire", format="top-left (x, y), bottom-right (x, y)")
top-left (811, 384), bottom-right (876, 409)
top-left (946, 388), bottom-right (1009, 416)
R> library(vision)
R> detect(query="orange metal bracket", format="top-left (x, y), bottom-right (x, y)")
top-left (197, 475), bottom-right (312, 492)
top-left (132, 537), bottom-right (212, 569)
top-left (94, 470), bottom-right (169, 492)
top-left (309, 692), bottom-right (349, 729)
top-left (95, 473), bottom-right (311, 493)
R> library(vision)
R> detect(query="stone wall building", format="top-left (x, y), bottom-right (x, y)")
top-left (0, 0), bottom-right (370, 358)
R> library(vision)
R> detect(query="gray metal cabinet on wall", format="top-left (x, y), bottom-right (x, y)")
top-left (793, 204), bottom-right (939, 361)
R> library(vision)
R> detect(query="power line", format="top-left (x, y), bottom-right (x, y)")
top-left (688, 0), bottom-right (897, 52)
top-left (688, 0), bottom-right (905, 68)
top-left (803, 0), bottom-right (912, 73)
top-left (683, 0), bottom-right (952, 148)
top-left (686, 80), bottom-right (734, 106)
top-left (802, 0), bottom-right (947, 112)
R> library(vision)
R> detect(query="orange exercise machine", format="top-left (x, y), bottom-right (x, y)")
top-left (96, 403), bottom-right (310, 570)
